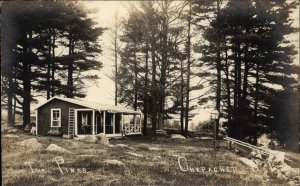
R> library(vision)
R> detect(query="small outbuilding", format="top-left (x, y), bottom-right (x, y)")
top-left (35, 97), bottom-right (143, 138)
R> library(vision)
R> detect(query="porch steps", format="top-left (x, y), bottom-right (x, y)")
top-left (68, 108), bottom-right (75, 138)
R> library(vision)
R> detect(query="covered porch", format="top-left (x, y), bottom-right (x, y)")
top-left (73, 109), bottom-right (142, 138)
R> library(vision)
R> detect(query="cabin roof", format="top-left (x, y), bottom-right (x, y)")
top-left (35, 97), bottom-right (142, 114)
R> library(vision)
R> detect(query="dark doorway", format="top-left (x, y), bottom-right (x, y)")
top-left (77, 111), bottom-right (93, 135)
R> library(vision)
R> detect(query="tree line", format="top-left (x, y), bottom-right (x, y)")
top-left (116, 0), bottom-right (299, 148)
top-left (1, 0), bottom-right (298, 149)
top-left (1, 1), bottom-right (104, 127)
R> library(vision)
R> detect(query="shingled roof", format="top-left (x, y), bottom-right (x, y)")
top-left (35, 97), bottom-right (142, 114)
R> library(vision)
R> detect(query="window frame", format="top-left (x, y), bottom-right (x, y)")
top-left (51, 108), bottom-right (61, 127)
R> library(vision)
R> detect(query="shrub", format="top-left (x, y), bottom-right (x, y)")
top-left (46, 128), bottom-right (62, 137)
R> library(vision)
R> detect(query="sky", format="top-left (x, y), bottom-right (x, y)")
top-left (34, 1), bottom-right (300, 124)
top-left (83, 1), bottom-right (128, 105)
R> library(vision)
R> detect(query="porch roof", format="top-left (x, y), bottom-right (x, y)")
top-left (36, 97), bottom-right (142, 114)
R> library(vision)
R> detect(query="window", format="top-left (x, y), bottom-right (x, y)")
top-left (51, 109), bottom-right (61, 127)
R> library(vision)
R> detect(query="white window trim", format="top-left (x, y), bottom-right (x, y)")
top-left (51, 108), bottom-right (61, 127)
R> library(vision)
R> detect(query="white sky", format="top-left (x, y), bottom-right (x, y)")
top-left (83, 1), bottom-right (128, 105)
top-left (34, 1), bottom-right (299, 124)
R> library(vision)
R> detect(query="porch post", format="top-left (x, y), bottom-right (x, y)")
top-left (75, 110), bottom-right (77, 135)
top-left (95, 113), bottom-right (98, 134)
top-left (139, 114), bottom-right (142, 133)
top-left (113, 113), bottom-right (115, 134)
top-left (134, 114), bottom-right (136, 133)
top-left (103, 111), bottom-right (106, 134)
top-left (92, 110), bottom-right (95, 135)
top-left (121, 113), bottom-right (124, 132)
top-left (35, 110), bottom-right (38, 135)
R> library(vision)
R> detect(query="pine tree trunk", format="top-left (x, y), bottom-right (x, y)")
top-left (22, 63), bottom-right (31, 128)
top-left (47, 31), bottom-right (51, 100)
top-left (242, 44), bottom-right (249, 102)
top-left (158, 67), bottom-right (166, 131)
top-left (67, 64), bottom-right (73, 98)
top-left (180, 58), bottom-right (184, 133)
top-left (7, 74), bottom-right (13, 125)
top-left (51, 33), bottom-right (56, 97)
top-left (184, 2), bottom-right (192, 136)
top-left (242, 63), bottom-right (249, 101)
top-left (151, 50), bottom-right (157, 134)
top-left (215, 0), bottom-right (222, 139)
top-left (67, 37), bottom-right (73, 98)
top-left (47, 62), bottom-right (51, 99)
top-left (12, 96), bottom-right (16, 124)
top-left (253, 63), bottom-right (260, 145)
top-left (232, 43), bottom-right (239, 138)
top-left (216, 58), bottom-right (221, 137)
top-left (143, 41), bottom-right (149, 135)
top-left (224, 44), bottom-right (231, 124)
top-left (134, 51), bottom-right (138, 111)
top-left (22, 32), bottom-right (32, 129)
top-left (237, 44), bottom-right (242, 139)
top-left (253, 63), bottom-right (260, 124)
top-left (158, 4), bottom-right (168, 130)
top-left (233, 43), bottom-right (242, 139)
top-left (114, 28), bottom-right (118, 106)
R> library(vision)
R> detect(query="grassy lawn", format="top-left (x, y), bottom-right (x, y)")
top-left (2, 132), bottom-right (286, 186)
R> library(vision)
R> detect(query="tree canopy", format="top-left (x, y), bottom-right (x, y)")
top-left (1, 1), bottom-right (104, 127)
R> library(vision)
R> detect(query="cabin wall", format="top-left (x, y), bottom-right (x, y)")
top-left (37, 99), bottom-right (86, 135)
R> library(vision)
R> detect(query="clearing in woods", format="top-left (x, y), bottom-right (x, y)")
top-left (1, 130), bottom-right (295, 185)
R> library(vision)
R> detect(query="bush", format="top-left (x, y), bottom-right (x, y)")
top-left (46, 128), bottom-right (62, 137)
top-left (201, 122), bottom-right (214, 133)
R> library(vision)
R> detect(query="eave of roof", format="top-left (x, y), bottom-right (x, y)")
top-left (35, 97), bottom-right (142, 114)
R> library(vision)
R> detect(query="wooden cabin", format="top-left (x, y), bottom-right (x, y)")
top-left (35, 97), bottom-right (143, 138)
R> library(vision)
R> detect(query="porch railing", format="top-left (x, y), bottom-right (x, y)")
top-left (122, 123), bottom-right (142, 134)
